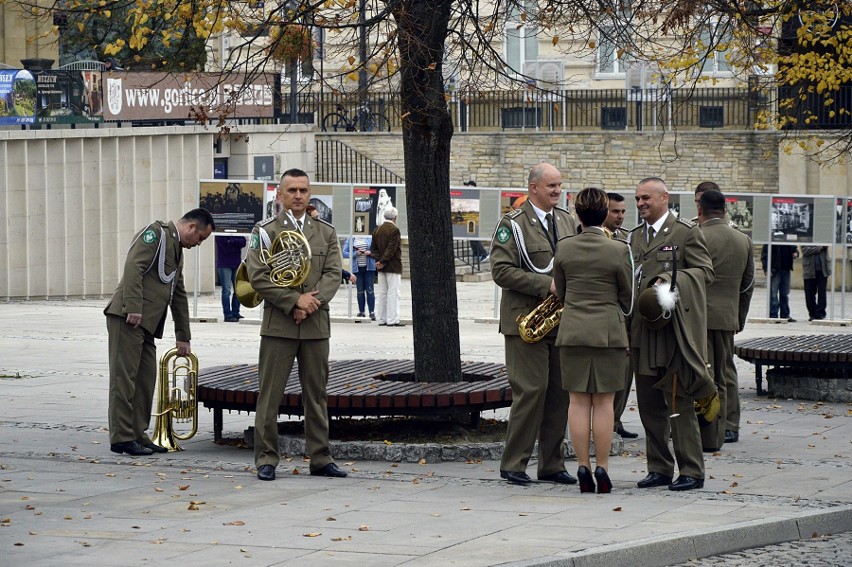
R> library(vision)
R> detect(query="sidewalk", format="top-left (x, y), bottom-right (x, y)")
top-left (1, 282), bottom-right (850, 567)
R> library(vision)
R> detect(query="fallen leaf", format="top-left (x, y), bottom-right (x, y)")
top-left (154, 487), bottom-right (164, 492)
top-left (358, 525), bottom-right (369, 531)
top-left (331, 536), bottom-right (352, 541)
top-left (304, 532), bottom-right (322, 537)
top-left (383, 440), bottom-right (394, 445)
top-left (223, 521), bottom-right (245, 526)
top-left (461, 507), bottom-right (471, 511)
top-left (418, 459), bottom-right (427, 465)
top-left (730, 482), bottom-right (738, 487)
top-left (292, 469), bottom-right (301, 475)
top-left (64, 515), bottom-right (72, 520)
top-left (327, 517), bottom-right (337, 521)
top-left (25, 505), bottom-right (35, 511)
top-left (613, 507), bottom-right (622, 512)
top-left (519, 513), bottom-right (528, 516)
top-left (390, 463), bottom-right (399, 468)
top-left (179, 485), bottom-right (190, 491)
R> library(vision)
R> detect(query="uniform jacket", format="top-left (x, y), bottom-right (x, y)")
top-left (490, 200), bottom-right (577, 336)
top-left (629, 213), bottom-right (715, 378)
top-left (370, 222), bottom-right (402, 274)
top-left (247, 212), bottom-right (341, 340)
top-left (801, 246), bottom-right (832, 279)
top-left (104, 220), bottom-right (190, 341)
top-left (701, 218), bottom-right (755, 332)
top-left (554, 227), bottom-right (634, 348)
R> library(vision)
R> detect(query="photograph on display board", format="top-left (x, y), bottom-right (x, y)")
top-left (309, 183), bottom-right (334, 224)
top-left (771, 196), bottom-right (814, 242)
top-left (353, 186), bottom-right (397, 231)
top-left (500, 190), bottom-right (528, 214)
top-left (726, 195), bottom-right (754, 237)
top-left (668, 193), bottom-right (681, 218)
top-left (844, 199), bottom-right (852, 244)
top-left (264, 182), bottom-right (280, 220)
top-left (199, 181), bottom-right (264, 232)
top-left (450, 188), bottom-right (481, 238)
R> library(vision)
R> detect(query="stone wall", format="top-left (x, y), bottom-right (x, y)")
top-left (767, 368), bottom-right (851, 402)
top-left (317, 130), bottom-right (782, 193)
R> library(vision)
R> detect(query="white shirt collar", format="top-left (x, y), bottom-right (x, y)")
top-left (528, 201), bottom-right (553, 227)
top-left (648, 211), bottom-right (670, 235)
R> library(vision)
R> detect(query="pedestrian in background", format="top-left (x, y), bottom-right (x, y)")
top-left (216, 235), bottom-right (247, 322)
top-left (801, 246), bottom-right (831, 321)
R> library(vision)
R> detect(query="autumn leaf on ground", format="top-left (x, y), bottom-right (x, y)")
top-left (187, 501), bottom-right (205, 510)
top-left (418, 459), bottom-right (427, 465)
top-left (327, 516), bottom-right (337, 521)
top-left (223, 521), bottom-right (245, 526)
top-left (304, 532), bottom-right (322, 537)
top-left (154, 487), bottom-right (164, 492)
top-left (178, 485), bottom-right (190, 491)
top-left (332, 536), bottom-right (352, 541)
top-left (358, 525), bottom-right (370, 531)
top-left (613, 507), bottom-right (622, 512)
top-left (730, 482), bottom-right (738, 488)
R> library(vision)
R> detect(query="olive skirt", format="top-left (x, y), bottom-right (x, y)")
top-left (560, 346), bottom-right (628, 393)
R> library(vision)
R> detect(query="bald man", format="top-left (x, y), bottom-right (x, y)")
top-left (491, 162), bottom-right (577, 486)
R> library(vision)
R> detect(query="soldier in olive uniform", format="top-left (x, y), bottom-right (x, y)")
top-left (629, 177), bottom-right (715, 491)
top-left (604, 191), bottom-right (639, 439)
top-left (105, 208), bottom-right (215, 456)
top-left (490, 162), bottom-right (577, 486)
top-left (698, 189), bottom-right (754, 450)
top-left (249, 168), bottom-right (346, 482)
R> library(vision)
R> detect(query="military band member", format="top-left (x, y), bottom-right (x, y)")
top-left (105, 209), bottom-right (215, 456)
top-left (604, 191), bottom-right (638, 439)
top-left (249, 168), bottom-right (346, 482)
top-left (698, 189), bottom-right (754, 449)
top-left (490, 162), bottom-right (577, 486)
top-left (629, 177), bottom-right (716, 491)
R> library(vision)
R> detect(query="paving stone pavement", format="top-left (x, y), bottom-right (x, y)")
top-left (1, 282), bottom-right (850, 566)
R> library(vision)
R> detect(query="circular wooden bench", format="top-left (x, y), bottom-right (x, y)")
top-left (734, 335), bottom-right (852, 395)
top-left (197, 359), bottom-right (512, 441)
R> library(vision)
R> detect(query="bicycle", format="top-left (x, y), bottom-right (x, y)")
top-left (321, 103), bottom-right (390, 132)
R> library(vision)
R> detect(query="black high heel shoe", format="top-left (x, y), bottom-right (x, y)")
top-left (577, 466), bottom-right (596, 493)
top-left (594, 466), bottom-right (612, 494)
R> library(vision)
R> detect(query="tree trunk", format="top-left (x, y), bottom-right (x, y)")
top-left (393, 1), bottom-right (461, 383)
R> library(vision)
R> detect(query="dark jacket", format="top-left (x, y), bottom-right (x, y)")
top-left (370, 222), bottom-right (402, 274)
top-left (760, 245), bottom-right (796, 273)
top-left (215, 236), bottom-right (247, 269)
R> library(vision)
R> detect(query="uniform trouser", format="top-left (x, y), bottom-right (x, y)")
top-left (254, 336), bottom-right (333, 472)
top-left (106, 314), bottom-right (158, 445)
top-left (635, 368), bottom-right (705, 480)
top-left (725, 348), bottom-right (741, 433)
top-left (702, 330), bottom-right (734, 450)
top-left (613, 358), bottom-right (634, 430)
top-left (376, 271), bottom-right (401, 325)
top-left (500, 335), bottom-right (569, 476)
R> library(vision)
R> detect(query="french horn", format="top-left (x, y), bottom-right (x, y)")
top-left (235, 230), bottom-right (312, 308)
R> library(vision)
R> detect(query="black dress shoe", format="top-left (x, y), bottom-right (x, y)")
top-left (594, 467), bottom-right (612, 494)
top-left (669, 475), bottom-right (704, 491)
top-left (616, 426), bottom-right (639, 439)
top-left (725, 430), bottom-right (739, 443)
top-left (110, 440), bottom-right (153, 456)
top-left (390, 323), bottom-right (406, 327)
top-left (538, 470), bottom-right (577, 484)
top-left (141, 442), bottom-right (168, 454)
top-left (257, 464), bottom-right (276, 481)
top-left (378, 323), bottom-right (387, 326)
top-left (577, 466), bottom-right (595, 493)
top-left (500, 470), bottom-right (532, 485)
top-left (637, 472), bottom-right (673, 488)
top-left (311, 463), bottom-right (348, 478)
top-left (703, 446), bottom-right (720, 453)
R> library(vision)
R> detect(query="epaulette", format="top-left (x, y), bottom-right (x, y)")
top-left (258, 217), bottom-right (277, 228)
top-left (628, 224), bottom-right (644, 234)
top-left (505, 208), bottom-right (524, 220)
top-left (313, 217), bottom-right (334, 228)
top-left (554, 205), bottom-right (571, 215)
top-left (557, 233), bottom-right (576, 243)
top-left (677, 217), bottom-right (696, 228)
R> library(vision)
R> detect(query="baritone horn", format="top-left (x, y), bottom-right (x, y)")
top-left (235, 230), bottom-right (312, 308)
top-left (151, 348), bottom-right (198, 452)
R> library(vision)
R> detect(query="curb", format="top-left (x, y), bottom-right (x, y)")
top-left (498, 505), bottom-right (852, 567)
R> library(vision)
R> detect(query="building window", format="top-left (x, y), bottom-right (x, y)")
top-left (699, 20), bottom-right (733, 75)
top-left (505, 1), bottom-right (538, 75)
top-left (598, 28), bottom-right (626, 75)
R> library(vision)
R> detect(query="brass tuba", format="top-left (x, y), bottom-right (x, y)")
top-left (517, 294), bottom-right (564, 343)
top-left (235, 230), bottom-right (312, 308)
top-left (151, 348), bottom-right (198, 452)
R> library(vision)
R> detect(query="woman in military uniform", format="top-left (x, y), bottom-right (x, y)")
top-left (554, 188), bottom-right (634, 493)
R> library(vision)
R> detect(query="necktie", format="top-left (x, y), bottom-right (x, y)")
top-left (647, 226), bottom-right (655, 243)
top-left (546, 213), bottom-right (557, 245)
top-left (297, 219), bottom-right (303, 231)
